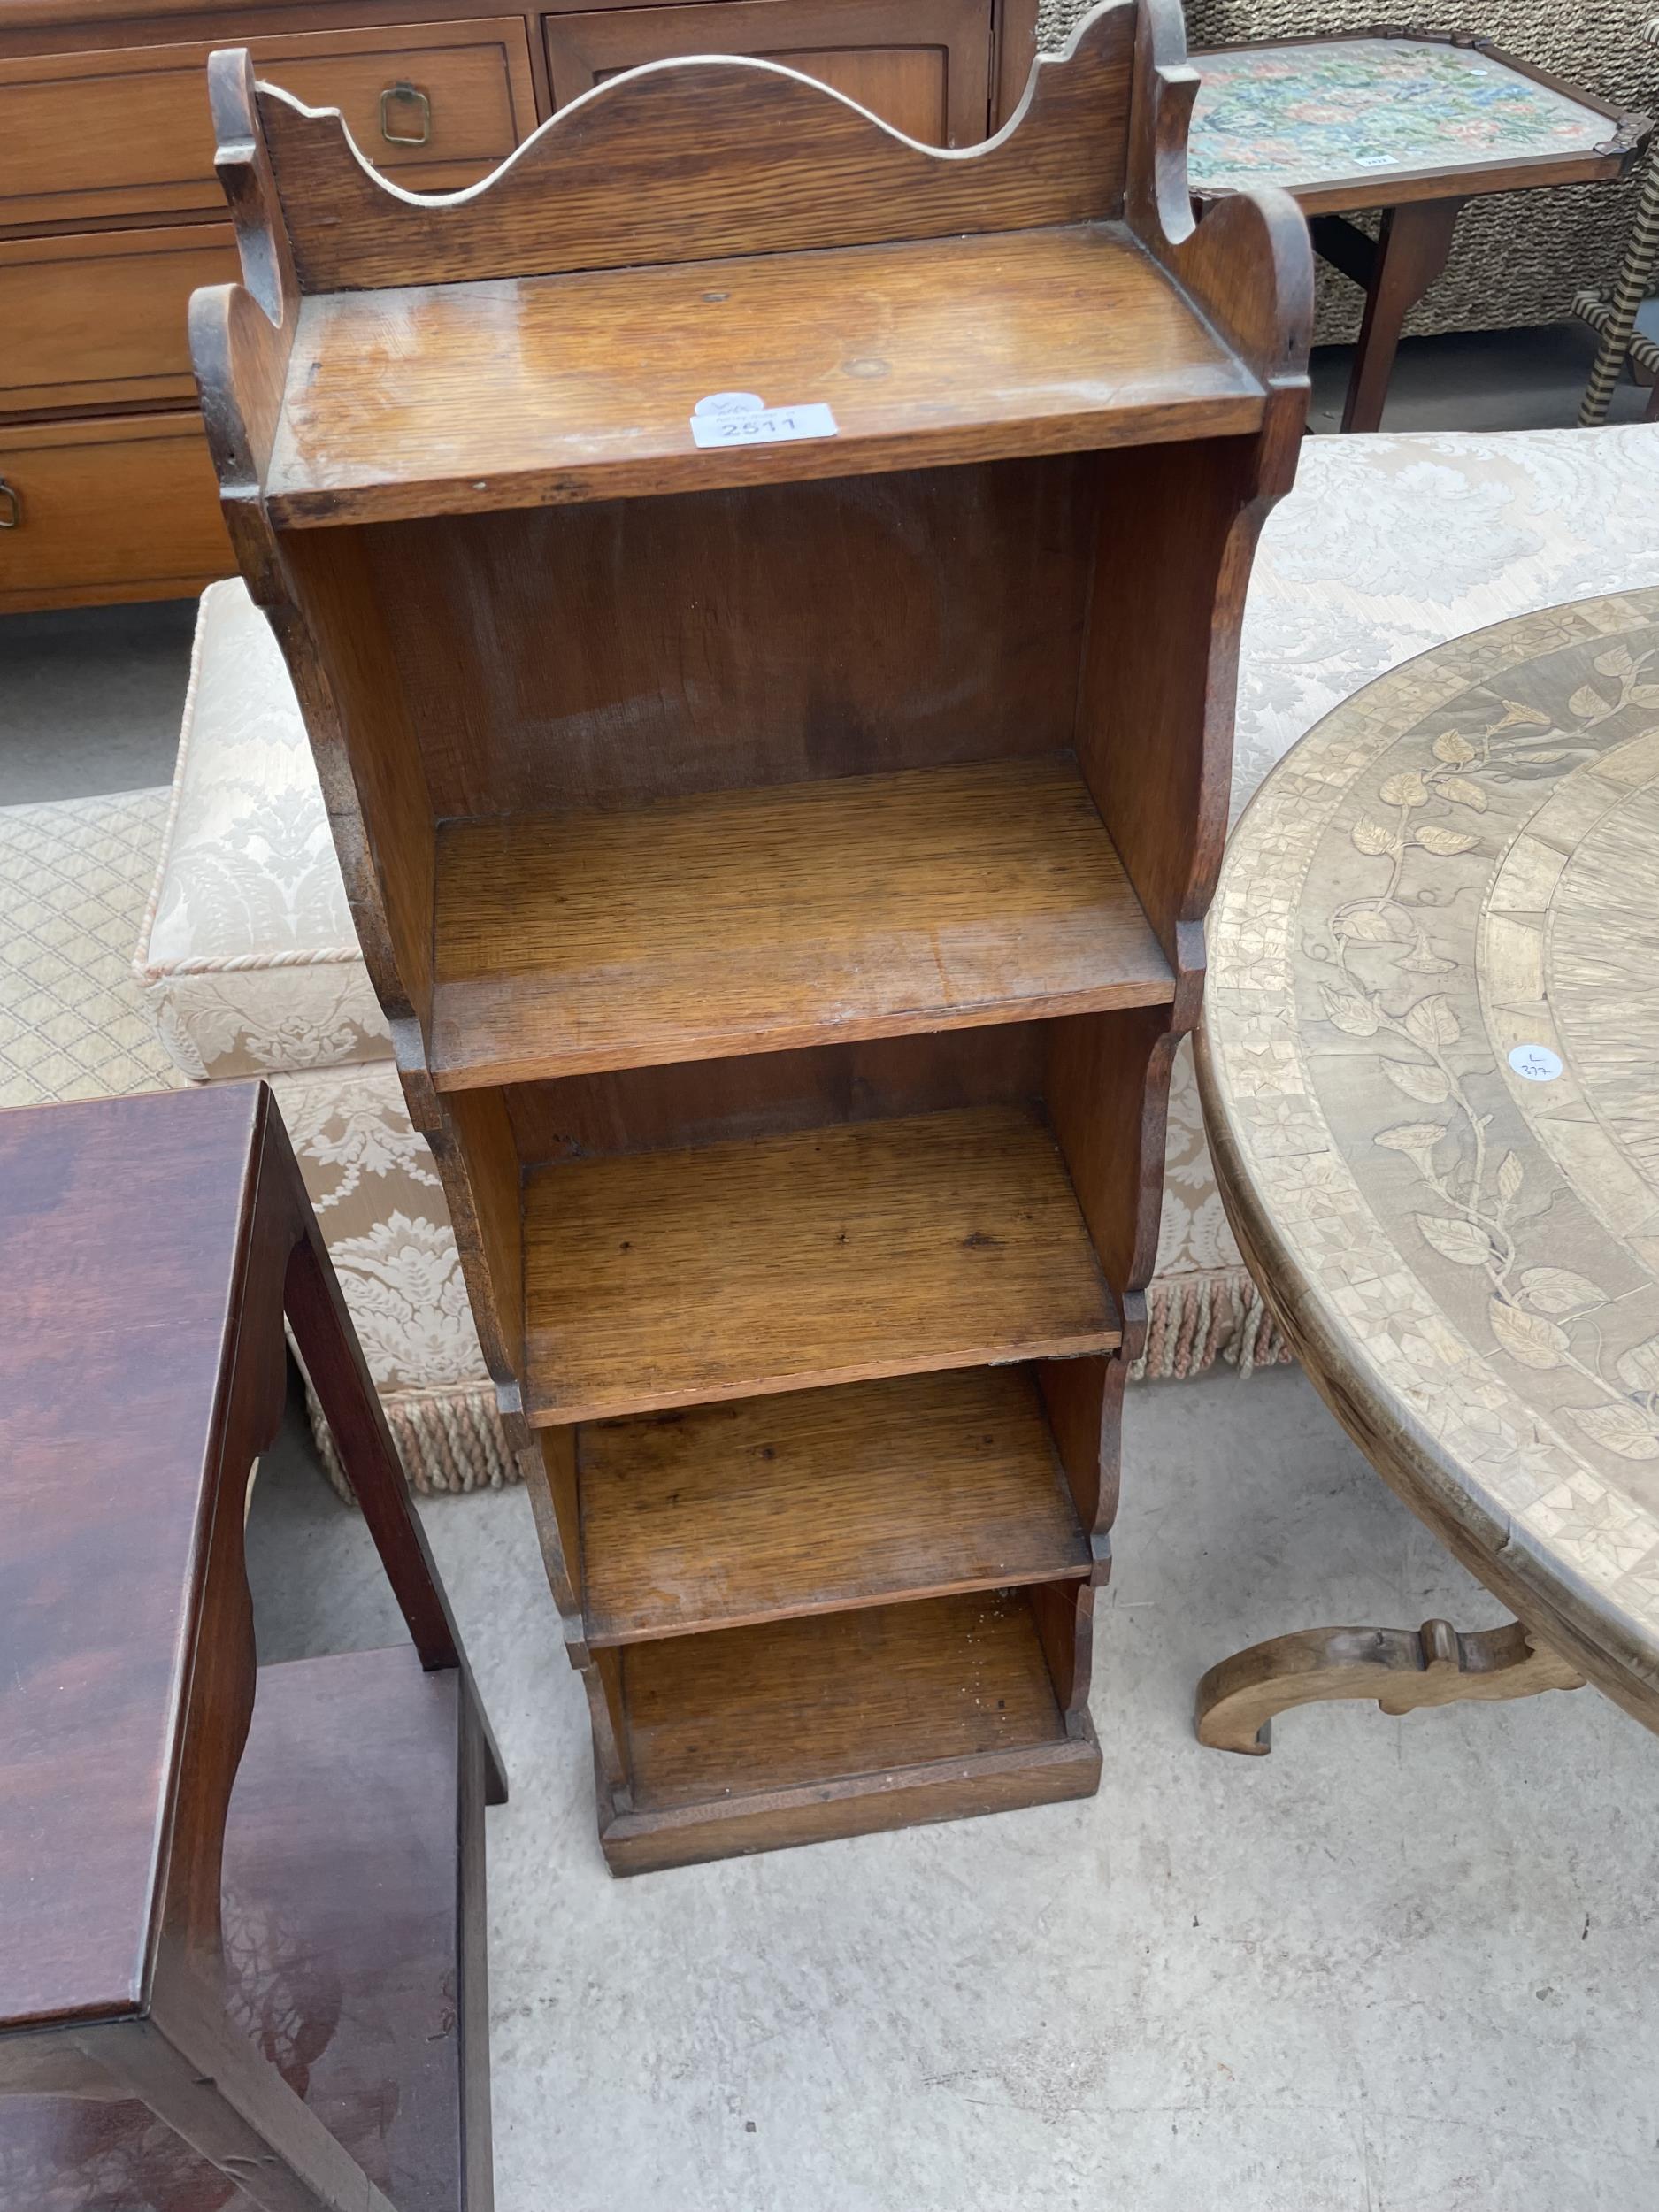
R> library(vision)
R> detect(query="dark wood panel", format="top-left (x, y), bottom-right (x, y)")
top-left (0, 1087), bottom-right (263, 2032)
top-left (1077, 433), bottom-right (1270, 965)
top-left (275, 522), bottom-right (440, 1032)
top-left (505, 1023), bottom-right (1048, 1164)
top-left (0, 1651), bottom-right (475, 2212)
top-left (343, 457), bottom-right (1100, 818)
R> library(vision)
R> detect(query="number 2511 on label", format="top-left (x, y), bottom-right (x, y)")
top-left (689, 401), bottom-right (839, 449)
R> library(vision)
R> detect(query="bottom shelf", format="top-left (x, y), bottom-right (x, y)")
top-left (600, 1586), bottom-right (1100, 1875)
top-left (0, 1647), bottom-right (484, 2212)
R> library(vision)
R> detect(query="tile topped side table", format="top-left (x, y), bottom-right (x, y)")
top-left (1196, 588), bottom-right (1659, 1755)
top-left (0, 1083), bottom-right (504, 2211)
top-left (1190, 30), bottom-right (1649, 430)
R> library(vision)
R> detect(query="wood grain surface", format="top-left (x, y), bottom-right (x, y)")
top-left (0, 19), bottom-right (537, 229)
top-left (0, 226), bottom-right (235, 415)
top-left (0, 1087), bottom-right (262, 2032)
top-left (257, 6), bottom-right (1137, 293)
top-left (621, 1586), bottom-right (1070, 1809)
top-left (431, 756), bottom-right (1173, 1087)
top-left (542, 0), bottom-right (995, 148)
top-left (0, 1653), bottom-right (477, 2212)
top-left (192, 0), bottom-right (1309, 1870)
top-left (523, 1104), bottom-right (1119, 1423)
top-left (598, 1726), bottom-right (1101, 1871)
top-left (506, 1024), bottom-right (1048, 1164)
top-left (1195, 1617), bottom-right (1585, 1756)
top-left (578, 1367), bottom-right (1091, 1643)
top-left (334, 458), bottom-right (1099, 820)
top-left (0, 413), bottom-right (230, 613)
top-left (269, 223), bottom-right (1263, 524)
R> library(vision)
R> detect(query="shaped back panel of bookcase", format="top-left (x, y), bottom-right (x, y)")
top-left (255, 12), bottom-right (1139, 293)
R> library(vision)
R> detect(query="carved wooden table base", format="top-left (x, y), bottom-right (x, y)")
top-left (1196, 1617), bottom-right (1585, 1755)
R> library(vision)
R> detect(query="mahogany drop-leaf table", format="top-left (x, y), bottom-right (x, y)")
top-left (0, 1082), bottom-right (503, 2211)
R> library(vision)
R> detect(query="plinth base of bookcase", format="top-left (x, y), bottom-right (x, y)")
top-left (599, 1728), bottom-right (1102, 1874)
top-left (590, 1585), bottom-right (1102, 1874)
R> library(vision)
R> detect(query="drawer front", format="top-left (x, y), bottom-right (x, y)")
top-left (0, 414), bottom-right (232, 611)
top-left (0, 19), bottom-right (538, 230)
top-left (545, 0), bottom-right (992, 148)
top-left (1, 227), bottom-right (237, 416)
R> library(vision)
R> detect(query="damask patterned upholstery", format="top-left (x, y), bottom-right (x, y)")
top-left (115, 424), bottom-right (1659, 1486)
top-left (133, 581), bottom-right (388, 1080)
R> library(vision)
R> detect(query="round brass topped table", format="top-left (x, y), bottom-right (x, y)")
top-left (1195, 588), bottom-right (1659, 1752)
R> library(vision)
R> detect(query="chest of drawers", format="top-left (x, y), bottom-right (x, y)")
top-left (1, 0), bottom-right (1034, 611)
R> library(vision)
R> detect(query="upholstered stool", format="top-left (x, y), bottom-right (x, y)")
top-left (134, 581), bottom-right (388, 1083)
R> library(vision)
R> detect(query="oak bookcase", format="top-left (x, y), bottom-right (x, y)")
top-left (192, 0), bottom-right (1311, 1874)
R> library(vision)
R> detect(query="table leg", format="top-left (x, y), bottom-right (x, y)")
top-left (1195, 1616), bottom-right (1583, 1755)
top-left (1319, 196), bottom-right (1465, 434)
top-left (262, 1097), bottom-right (510, 1808)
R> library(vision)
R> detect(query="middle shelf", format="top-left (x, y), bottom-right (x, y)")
top-left (522, 1102), bottom-right (1120, 1425)
top-left (428, 754), bottom-right (1173, 1089)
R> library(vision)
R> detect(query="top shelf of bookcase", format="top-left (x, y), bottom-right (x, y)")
top-left (263, 224), bottom-right (1268, 526)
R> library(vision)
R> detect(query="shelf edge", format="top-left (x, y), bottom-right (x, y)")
top-left (527, 1331), bottom-right (1122, 1429)
top-left (265, 390), bottom-right (1269, 529)
top-left (584, 1556), bottom-right (1097, 1650)
top-left (599, 1726), bottom-right (1102, 1874)
top-left (428, 976), bottom-right (1176, 1094)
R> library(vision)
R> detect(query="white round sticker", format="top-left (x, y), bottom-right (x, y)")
top-left (693, 391), bottom-right (765, 418)
top-left (1509, 1043), bottom-right (1563, 1084)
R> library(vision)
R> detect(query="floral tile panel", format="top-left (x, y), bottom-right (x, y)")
top-left (1189, 37), bottom-right (1613, 194)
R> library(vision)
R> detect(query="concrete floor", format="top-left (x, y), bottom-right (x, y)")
top-left (250, 1367), bottom-right (1659, 2212)
top-left (9, 323), bottom-right (1659, 2208)
top-left (0, 595), bottom-right (196, 801)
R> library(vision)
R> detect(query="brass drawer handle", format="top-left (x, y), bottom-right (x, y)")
top-left (0, 480), bottom-right (19, 529)
top-left (380, 81), bottom-right (432, 146)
